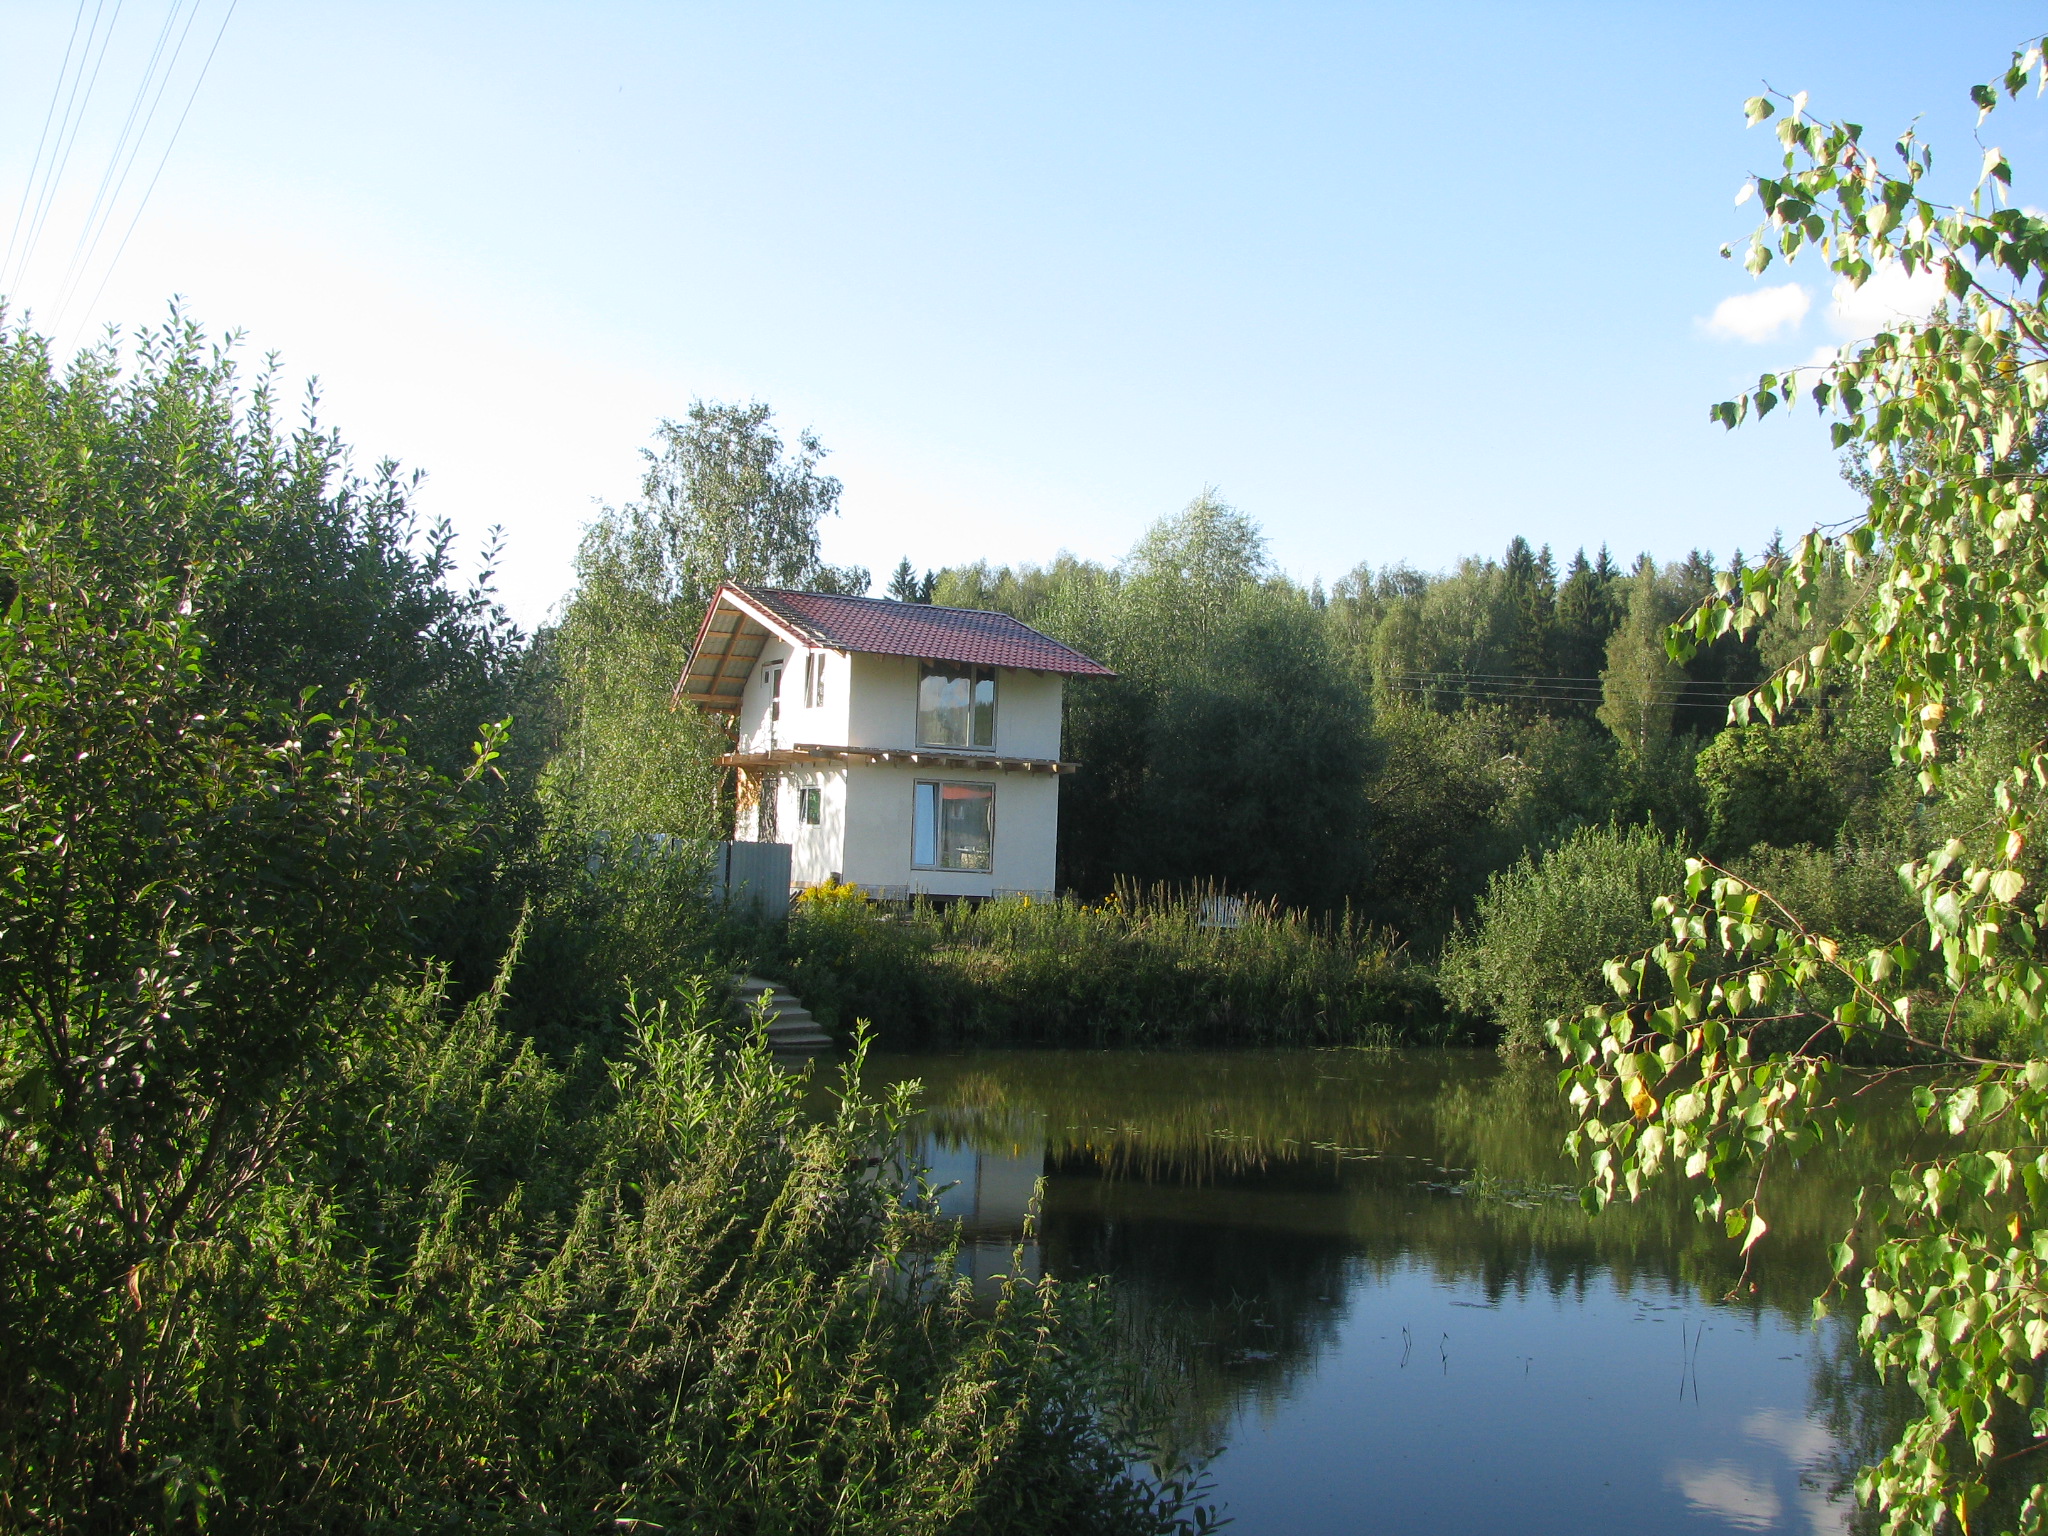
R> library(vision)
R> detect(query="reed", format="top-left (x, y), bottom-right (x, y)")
top-left (780, 881), bottom-right (1461, 1046)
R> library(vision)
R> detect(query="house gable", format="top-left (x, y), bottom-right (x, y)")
top-left (676, 583), bottom-right (1114, 714)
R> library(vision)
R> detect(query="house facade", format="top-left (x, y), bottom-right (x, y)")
top-left (676, 584), bottom-right (1114, 899)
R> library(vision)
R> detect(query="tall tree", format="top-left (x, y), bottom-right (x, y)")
top-left (1554, 547), bottom-right (1622, 702)
top-left (1595, 560), bottom-right (1680, 758)
top-left (550, 401), bottom-right (864, 840)
top-left (886, 558), bottom-right (934, 603)
top-left (579, 400), bottom-right (867, 618)
top-left (1035, 494), bottom-right (1370, 908)
top-left (1500, 536), bottom-right (1558, 710)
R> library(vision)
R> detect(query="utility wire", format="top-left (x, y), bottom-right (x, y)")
top-left (2, 0), bottom-right (92, 292)
top-left (1381, 685), bottom-right (1752, 708)
top-left (9, 0), bottom-right (125, 299)
top-left (65, 0), bottom-right (237, 344)
top-left (51, 0), bottom-right (200, 323)
top-left (1383, 669), bottom-right (1753, 689)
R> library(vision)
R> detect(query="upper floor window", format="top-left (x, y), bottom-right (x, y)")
top-left (803, 652), bottom-right (826, 708)
top-left (761, 662), bottom-right (783, 722)
top-left (917, 662), bottom-right (995, 749)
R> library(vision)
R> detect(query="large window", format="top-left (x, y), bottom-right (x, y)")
top-left (917, 662), bottom-right (996, 749)
top-left (912, 781), bottom-right (993, 871)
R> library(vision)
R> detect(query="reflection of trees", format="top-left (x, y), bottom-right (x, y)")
top-left (869, 1048), bottom-right (1928, 1478)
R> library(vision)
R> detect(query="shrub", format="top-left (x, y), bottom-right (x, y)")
top-left (2, 960), bottom-right (1195, 1532)
top-left (1439, 823), bottom-right (1686, 1052)
top-left (780, 884), bottom-right (1455, 1046)
top-left (1696, 720), bottom-right (1844, 857)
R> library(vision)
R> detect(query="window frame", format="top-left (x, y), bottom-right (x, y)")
top-left (762, 660), bottom-right (784, 723)
top-left (911, 779), bottom-right (995, 873)
top-left (803, 652), bottom-right (826, 709)
top-left (915, 662), bottom-right (997, 751)
top-left (797, 785), bottom-right (822, 826)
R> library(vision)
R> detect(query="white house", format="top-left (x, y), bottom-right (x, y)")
top-left (675, 583), bottom-right (1115, 899)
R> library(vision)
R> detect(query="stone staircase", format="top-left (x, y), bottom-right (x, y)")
top-left (731, 976), bottom-right (834, 1053)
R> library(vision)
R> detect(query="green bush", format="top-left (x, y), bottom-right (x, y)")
top-left (780, 883), bottom-right (1455, 1046)
top-left (1439, 823), bottom-right (1687, 1052)
top-left (0, 316), bottom-right (1194, 1533)
top-left (3, 961), bottom-right (1194, 1532)
top-left (1696, 720), bottom-right (1844, 857)
top-left (1728, 842), bottom-right (1920, 951)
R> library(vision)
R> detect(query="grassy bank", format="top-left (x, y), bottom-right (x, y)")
top-left (770, 883), bottom-right (1467, 1047)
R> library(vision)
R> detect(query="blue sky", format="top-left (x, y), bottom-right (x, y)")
top-left (4, 2), bottom-right (2047, 626)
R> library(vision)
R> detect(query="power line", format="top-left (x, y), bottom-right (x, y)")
top-left (50, 0), bottom-right (201, 323)
top-left (9, 0), bottom-right (126, 299)
top-left (1383, 668), bottom-right (1753, 689)
top-left (64, 0), bottom-right (237, 344)
top-left (2, 0), bottom-right (93, 292)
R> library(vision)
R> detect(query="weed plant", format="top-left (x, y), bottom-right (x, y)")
top-left (779, 882), bottom-right (1457, 1046)
top-left (1, 954), bottom-right (1200, 1533)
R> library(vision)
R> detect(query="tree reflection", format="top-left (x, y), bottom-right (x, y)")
top-left (873, 1048), bottom-right (1923, 1501)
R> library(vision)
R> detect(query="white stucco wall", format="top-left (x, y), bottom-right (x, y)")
top-left (736, 639), bottom-right (851, 752)
top-left (732, 635), bottom-right (1068, 892)
top-left (844, 653), bottom-right (1064, 756)
top-left (780, 767), bottom-right (848, 885)
top-left (835, 762), bottom-right (1058, 896)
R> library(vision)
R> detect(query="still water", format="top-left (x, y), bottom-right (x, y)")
top-left (864, 1049), bottom-right (1905, 1536)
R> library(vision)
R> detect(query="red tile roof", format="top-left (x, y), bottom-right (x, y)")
top-left (678, 583), bottom-right (1115, 711)
top-left (741, 585), bottom-right (1115, 675)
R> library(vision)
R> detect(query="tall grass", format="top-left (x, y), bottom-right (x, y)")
top-left (2, 953), bottom-right (1199, 1534)
top-left (779, 882), bottom-right (1459, 1046)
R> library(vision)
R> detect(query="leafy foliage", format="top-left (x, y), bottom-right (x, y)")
top-left (1440, 824), bottom-right (1687, 1053)
top-left (777, 885), bottom-right (1451, 1047)
top-left (0, 421), bottom-right (491, 1512)
top-left (0, 311), bottom-right (525, 777)
top-left (0, 330), bottom-right (1198, 1532)
top-left (4, 955), bottom-right (1199, 1532)
top-left (1548, 49), bottom-right (2048, 1533)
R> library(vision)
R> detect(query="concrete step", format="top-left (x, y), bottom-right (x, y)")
top-left (732, 976), bottom-right (832, 1052)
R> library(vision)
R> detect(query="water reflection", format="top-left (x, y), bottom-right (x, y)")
top-left (869, 1049), bottom-right (1913, 1536)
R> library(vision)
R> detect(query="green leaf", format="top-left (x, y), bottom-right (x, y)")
top-left (1745, 95), bottom-right (1775, 126)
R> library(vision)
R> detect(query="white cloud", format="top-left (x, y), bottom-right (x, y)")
top-left (1742, 1407), bottom-right (1834, 1466)
top-left (1827, 261), bottom-right (1947, 339)
top-left (1743, 1408), bottom-right (1852, 1534)
top-left (1701, 283), bottom-right (1812, 342)
top-left (1669, 1462), bottom-right (1782, 1530)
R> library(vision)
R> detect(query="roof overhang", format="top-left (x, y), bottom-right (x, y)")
top-left (717, 744), bottom-right (1080, 774)
top-left (675, 584), bottom-right (836, 712)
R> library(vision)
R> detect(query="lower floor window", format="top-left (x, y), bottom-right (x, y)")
top-left (912, 780), bottom-right (993, 871)
top-left (798, 785), bottom-right (822, 826)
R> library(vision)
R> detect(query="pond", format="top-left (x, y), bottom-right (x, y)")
top-left (862, 1048), bottom-right (1911, 1536)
